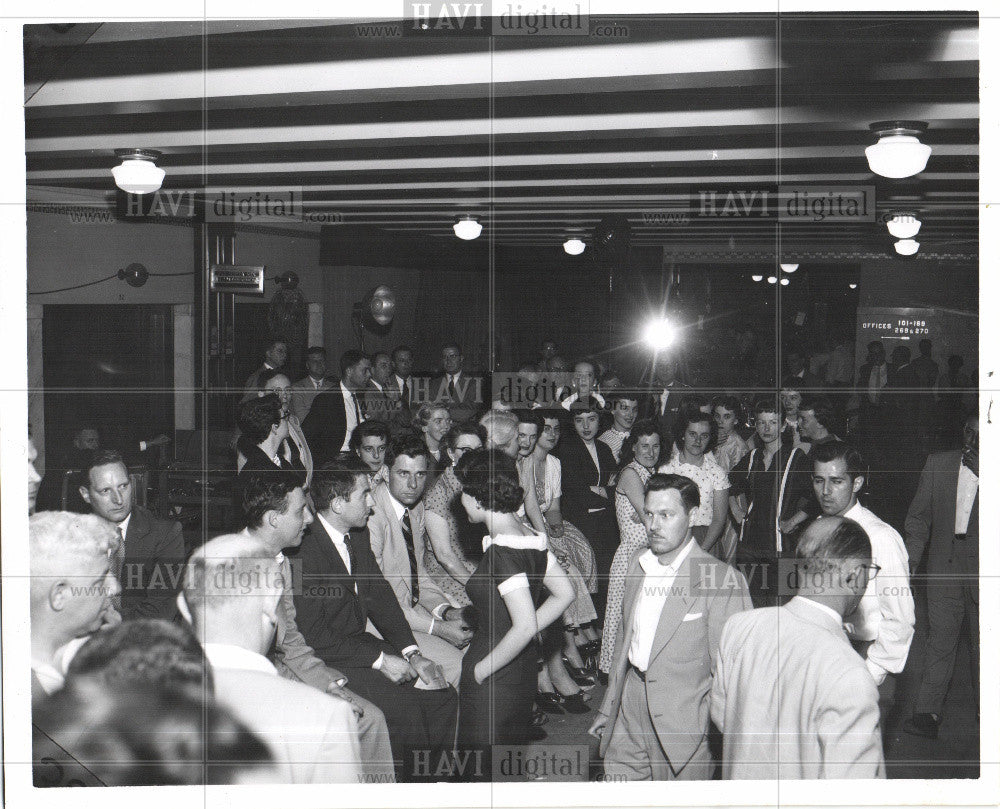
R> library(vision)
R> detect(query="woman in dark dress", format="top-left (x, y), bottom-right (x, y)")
top-left (235, 394), bottom-right (305, 483)
top-left (454, 449), bottom-right (574, 778)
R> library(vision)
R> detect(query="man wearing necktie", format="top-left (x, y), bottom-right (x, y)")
top-left (366, 436), bottom-right (471, 687)
top-left (903, 412), bottom-right (979, 739)
top-left (431, 342), bottom-right (480, 423)
top-left (289, 346), bottom-right (334, 422)
top-left (301, 350), bottom-right (372, 468)
top-left (78, 449), bottom-right (184, 622)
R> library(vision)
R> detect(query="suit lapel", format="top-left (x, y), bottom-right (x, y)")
top-left (647, 546), bottom-right (698, 667)
top-left (940, 450), bottom-right (960, 529)
top-left (124, 506), bottom-right (150, 558)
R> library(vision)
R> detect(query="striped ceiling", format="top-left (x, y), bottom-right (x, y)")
top-left (24, 14), bottom-right (978, 254)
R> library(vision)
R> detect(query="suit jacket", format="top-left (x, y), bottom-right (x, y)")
top-left (120, 505), bottom-right (185, 622)
top-left (555, 431), bottom-right (617, 528)
top-left (363, 381), bottom-right (401, 425)
top-left (210, 652), bottom-right (362, 784)
top-left (291, 522), bottom-right (418, 670)
top-left (640, 382), bottom-right (692, 441)
top-left (290, 375), bottom-right (334, 422)
top-left (301, 382), bottom-right (360, 468)
top-left (367, 483), bottom-right (449, 635)
top-left (904, 449), bottom-right (978, 582)
top-left (428, 371), bottom-right (483, 423)
top-left (599, 543), bottom-right (752, 768)
top-left (711, 597), bottom-right (885, 779)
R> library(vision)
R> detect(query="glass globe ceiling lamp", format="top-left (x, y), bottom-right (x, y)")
top-left (886, 213), bottom-right (921, 239)
top-left (563, 237), bottom-right (586, 255)
top-left (453, 216), bottom-right (482, 240)
top-left (112, 149), bottom-right (165, 194)
top-left (894, 239), bottom-right (920, 256)
top-left (865, 121), bottom-right (932, 179)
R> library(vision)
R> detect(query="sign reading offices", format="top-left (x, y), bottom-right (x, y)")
top-left (404, 1), bottom-right (588, 35)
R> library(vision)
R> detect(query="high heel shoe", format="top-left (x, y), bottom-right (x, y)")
top-left (578, 639), bottom-right (601, 658)
top-left (558, 692), bottom-right (592, 714)
top-left (535, 692), bottom-right (566, 713)
top-left (562, 657), bottom-right (598, 689)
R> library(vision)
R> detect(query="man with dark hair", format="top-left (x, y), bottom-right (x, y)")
top-left (590, 473), bottom-right (751, 780)
top-left (811, 441), bottom-right (914, 696)
top-left (641, 353), bottom-right (691, 439)
top-left (729, 399), bottom-right (813, 607)
top-left (711, 516), bottom-right (884, 779)
top-left (366, 436), bottom-right (471, 686)
top-left (243, 338), bottom-right (288, 402)
top-left (78, 449), bottom-right (184, 622)
top-left (903, 413), bottom-right (979, 740)
top-left (430, 342), bottom-right (481, 423)
top-left (599, 390), bottom-right (639, 462)
top-left (290, 346), bottom-right (333, 422)
top-left (291, 458), bottom-right (458, 782)
top-left (236, 469), bottom-right (395, 780)
top-left (365, 351), bottom-right (402, 425)
top-left (301, 350), bottom-right (372, 466)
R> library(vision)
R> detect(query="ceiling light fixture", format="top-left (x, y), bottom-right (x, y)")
top-left (865, 121), bottom-right (932, 179)
top-left (780, 263), bottom-right (798, 273)
top-left (780, 277), bottom-right (790, 286)
top-left (751, 274), bottom-right (763, 282)
top-left (453, 216), bottom-right (482, 240)
top-left (894, 239), bottom-right (920, 256)
top-left (767, 276), bottom-right (777, 284)
top-left (112, 149), bottom-right (165, 194)
top-left (886, 213), bottom-right (921, 240)
top-left (849, 283), bottom-right (858, 289)
top-left (563, 238), bottom-right (586, 256)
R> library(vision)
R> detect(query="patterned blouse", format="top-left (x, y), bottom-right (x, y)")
top-left (657, 447), bottom-right (730, 526)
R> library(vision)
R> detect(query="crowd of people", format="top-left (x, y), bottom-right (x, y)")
top-left (26, 334), bottom-right (979, 784)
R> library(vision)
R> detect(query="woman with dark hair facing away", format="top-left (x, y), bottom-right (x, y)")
top-left (236, 393), bottom-right (305, 484)
top-left (454, 449), bottom-right (574, 777)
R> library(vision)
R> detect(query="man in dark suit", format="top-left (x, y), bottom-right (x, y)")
top-left (641, 354), bottom-right (691, 440)
top-left (301, 350), bottom-right (372, 468)
top-left (290, 458), bottom-right (458, 782)
top-left (78, 449), bottom-right (185, 622)
top-left (365, 351), bottom-right (403, 426)
top-left (555, 399), bottom-right (619, 608)
top-left (242, 338), bottom-right (288, 402)
top-left (429, 342), bottom-right (482, 424)
top-left (289, 345), bottom-right (334, 422)
top-left (903, 413), bottom-right (979, 739)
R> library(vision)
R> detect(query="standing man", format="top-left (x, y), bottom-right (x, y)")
top-left (599, 390), bottom-right (639, 462)
top-left (391, 345), bottom-right (416, 433)
top-left (366, 436), bottom-right (472, 686)
top-left (365, 351), bottom-right (401, 425)
top-left (642, 354), bottom-right (691, 439)
top-left (243, 338), bottom-right (288, 401)
top-left (558, 360), bottom-right (607, 410)
top-left (289, 346), bottom-right (333, 422)
top-left (711, 516), bottom-right (885, 779)
top-left (903, 413), bottom-right (979, 739)
top-left (78, 450), bottom-right (184, 622)
top-left (811, 441), bottom-right (915, 697)
top-left (430, 342), bottom-right (481, 423)
top-left (589, 474), bottom-right (751, 780)
top-left (301, 350), bottom-right (371, 467)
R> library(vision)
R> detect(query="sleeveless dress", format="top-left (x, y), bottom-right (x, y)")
top-left (458, 532), bottom-right (551, 780)
top-left (599, 460), bottom-right (653, 673)
top-left (420, 466), bottom-right (475, 607)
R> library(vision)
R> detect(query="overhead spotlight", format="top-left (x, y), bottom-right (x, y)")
top-left (886, 213), bottom-right (921, 239)
top-left (849, 283), bottom-right (858, 289)
top-left (751, 274), bottom-right (764, 282)
top-left (780, 263), bottom-right (799, 273)
top-left (642, 318), bottom-right (675, 351)
top-left (865, 121), bottom-right (931, 178)
top-left (780, 277), bottom-right (790, 286)
top-left (894, 239), bottom-right (920, 256)
top-left (112, 149), bottom-right (165, 194)
top-left (767, 275), bottom-right (777, 284)
top-left (563, 238), bottom-right (586, 256)
top-left (453, 216), bottom-right (482, 240)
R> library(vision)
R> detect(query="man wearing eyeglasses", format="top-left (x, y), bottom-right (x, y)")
top-left (811, 441), bottom-right (915, 701)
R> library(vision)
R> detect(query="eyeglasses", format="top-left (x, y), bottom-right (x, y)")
top-left (862, 564), bottom-right (882, 579)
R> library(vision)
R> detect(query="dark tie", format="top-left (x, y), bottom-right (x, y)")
top-left (401, 510), bottom-right (420, 605)
top-left (351, 392), bottom-right (362, 423)
top-left (402, 379), bottom-right (411, 409)
top-left (111, 526), bottom-right (125, 612)
top-left (343, 533), bottom-right (365, 625)
top-left (447, 376), bottom-right (457, 400)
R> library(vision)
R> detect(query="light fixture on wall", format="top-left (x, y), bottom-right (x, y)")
top-left (894, 239), bottom-right (920, 256)
top-left (751, 274), bottom-right (763, 282)
top-left (563, 237), bottom-right (586, 255)
top-left (112, 149), bottom-right (165, 194)
top-left (865, 121), bottom-right (931, 178)
top-left (779, 263), bottom-right (799, 273)
top-left (886, 213), bottom-right (921, 239)
top-left (453, 216), bottom-right (482, 240)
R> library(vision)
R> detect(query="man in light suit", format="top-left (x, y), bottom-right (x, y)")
top-left (711, 516), bottom-right (885, 779)
top-left (79, 449), bottom-right (185, 622)
top-left (903, 412), bottom-right (979, 739)
top-left (429, 342), bottom-right (482, 424)
top-left (289, 346), bottom-right (334, 422)
top-left (367, 435), bottom-right (472, 687)
top-left (180, 534), bottom-right (363, 784)
top-left (589, 473), bottom-right (752, 780)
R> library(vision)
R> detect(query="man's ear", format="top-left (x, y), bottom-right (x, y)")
top-left (852, 476), bottom-right (865, 496)
top-left (265, 509), bottom-right (279, 529)
top-left (79, 486), bottom-right (92, 506)
top-left (49, 580), bottom-right (69, 611)
top-left (176, 592), bottom-right (193, 625)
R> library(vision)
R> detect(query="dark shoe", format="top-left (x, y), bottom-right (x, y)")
top-left (903, 712), bottom-right (940, 739)
top-left (536, 692), bottom-right (566, 713)
top-left (531, 706), bottom-right (549, 726)
top-left (559, 693), bottom-right (592, 714)
top-left (579, 639), bottom-right (601, 657)
top-left (526, 726), bottom-right (548, 742)
top-left (563, 657), bottom-right (598, 687)
top-left (598, 671), bottom-right (609, 687)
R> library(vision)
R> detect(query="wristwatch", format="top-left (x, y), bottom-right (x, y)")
top-left (403, 649), bottom-right (422, 662)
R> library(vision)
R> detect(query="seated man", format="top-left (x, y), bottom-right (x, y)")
top-left (29, 512), bottom-right (120, 702)
top-left (180, 535), bottom-right (363, 783)
top-left (367, 436), bottom-right (472, 687)
top-left (290, 458), bottom-right (458, 782)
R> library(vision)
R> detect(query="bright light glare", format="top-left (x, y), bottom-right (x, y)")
top-left (643, 318), bottom-right (676, 350)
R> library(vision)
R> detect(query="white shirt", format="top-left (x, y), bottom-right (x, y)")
top-left (340, 381), bottom-right (363, 452)
top-left (628, 540), bottom-right (696, 672)
top-left (204, 642), bottom-right (278, 676)
top-left (582, 438), bottom-right (600, 470)
top-left (31, 661), bottom-right (65, 695)
top-left (841, 502), bottom-right (915, 684)
top-left (116, 512), bottom-right (132, 538)
top-left (395, 374), bottom-right (411, 397)
top-left (559, 390), bottom-right (607, 411)
top-left (955, 462), bottom-right (978, 534)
